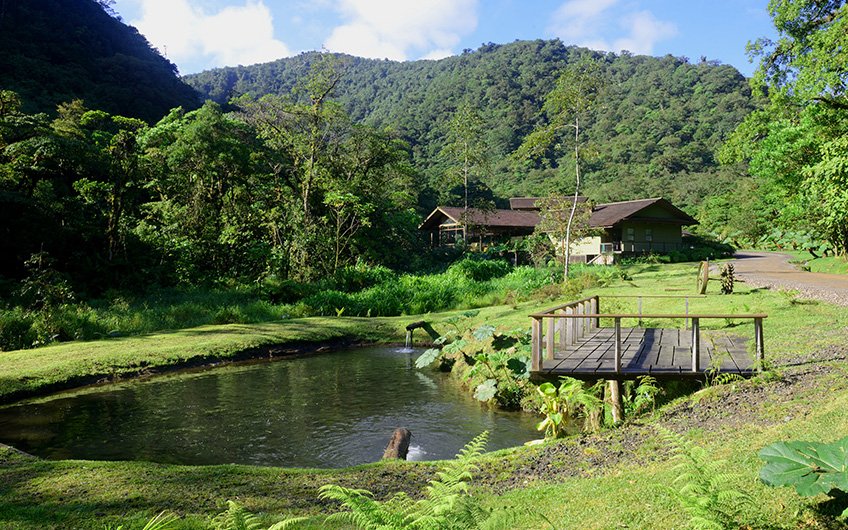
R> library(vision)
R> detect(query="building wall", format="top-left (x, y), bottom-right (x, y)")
top-left (569, 235), bottom-right (602, 256)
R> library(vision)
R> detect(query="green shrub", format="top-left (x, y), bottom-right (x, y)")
top-left (301, 290), bottom-right (357, 316)
top-left (0, 309), bottom-right (34, 351)
top-left (212, 306), bottom-right (244, 324)
top-left (332, 262), bottom-right (396, 292)
top-left (261, 277), bottom-right (317, 304)
top-left (448, 257), bottom-right (512, 281)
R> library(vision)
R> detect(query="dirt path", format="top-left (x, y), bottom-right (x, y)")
top-left (732, 251), bottom-right (848, 305)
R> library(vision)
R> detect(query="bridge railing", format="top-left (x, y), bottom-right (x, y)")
top-left (529, 295), bottom-right (766, 374)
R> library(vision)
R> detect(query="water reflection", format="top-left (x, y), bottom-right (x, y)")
top-left (0, 346), bottom-right (538, 468)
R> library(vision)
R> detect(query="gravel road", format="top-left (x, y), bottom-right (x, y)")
top-left (732, 251), bottom-right (848, 306)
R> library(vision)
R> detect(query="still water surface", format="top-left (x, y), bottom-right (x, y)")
top-left (0, 346), bottom-right (538, 468)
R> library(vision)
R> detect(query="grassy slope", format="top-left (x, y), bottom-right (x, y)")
top-left (786, 250), bottom-right (848, 275)
top-left (2, 261), bottom-right (848, 528)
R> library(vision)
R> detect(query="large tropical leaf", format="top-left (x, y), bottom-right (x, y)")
top-left (507, 356), bottom-right (531, 379)
top-left (473, 379), bottom-right (498, 402)
top-left (472, 324), bottom-right (496, 341)
top-left (415, 348), bottom-right (441, 368)
top-left (759, 436), bottom-right (848, 497)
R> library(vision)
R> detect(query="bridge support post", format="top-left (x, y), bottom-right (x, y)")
top-left (614, 317), bottom-right (622, 373)
top-left (691, 317), bottom-right (700, 372)
top-left (754, 317), bottom-right (764, 368)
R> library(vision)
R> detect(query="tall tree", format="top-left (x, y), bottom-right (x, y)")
top-left (237, 54), bottom-right (348, 280)
top-left (723, 0), bottom-right (848, 253)
top-left (514, 58), bottom-right (605, 276)
top-left (140, 102), bottom-right (264, 282)
top-left (439, 102), bottom-right (489, 211)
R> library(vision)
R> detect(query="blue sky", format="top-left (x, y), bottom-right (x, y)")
top-left (111, 0), bottom-right (776, 77)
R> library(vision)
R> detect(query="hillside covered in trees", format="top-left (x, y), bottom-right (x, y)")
top-left (0, 0), bottom-right (199, 123)
top-left (186, 41), bottom-right (756, 211)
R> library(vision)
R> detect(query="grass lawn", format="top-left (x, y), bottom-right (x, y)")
top-left (786, 250), bottom-right (848, 275)
top-left (2, 260), bottom-right (848, 529)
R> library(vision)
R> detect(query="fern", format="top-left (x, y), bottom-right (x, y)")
top-left (105, 510), bottom-right (179, 530)
top-left (211, 500), bottom-right (265, 530)
top-left (658, 426), bottom-right (753, 529)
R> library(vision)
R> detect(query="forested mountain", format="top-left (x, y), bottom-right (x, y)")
top-left (0, 0), bottom-right (199, 123)
top-left (186, 41), bottom-right (755, 211)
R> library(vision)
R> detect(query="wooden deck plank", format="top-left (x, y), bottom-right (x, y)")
top-left (536, 326), bottom-right (755, 379)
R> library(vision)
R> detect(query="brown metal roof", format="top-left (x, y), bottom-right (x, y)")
top-left (420, 197), bottom-right (696, 231)
top-left (588, 197), bottom-right (697, 228)
top-left (419, 207), bottom-right (539, 230)
top-left (509, 196), bottom-right (586, 210)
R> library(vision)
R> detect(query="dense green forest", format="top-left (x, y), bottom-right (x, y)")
top-left (0, 0), bottom-right (199, 123)
top-left (707, 0), bottom-right (848, 254)
top-left (2, 0), bottom-right (847, 353)
top-left (186, 41), bottom-right (756, 211)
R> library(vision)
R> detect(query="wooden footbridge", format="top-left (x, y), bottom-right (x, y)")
top-left (530, 295), bottom-right (766, 380)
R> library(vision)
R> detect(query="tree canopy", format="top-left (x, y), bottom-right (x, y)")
top-left (185, 41), bottom-right (755, 213)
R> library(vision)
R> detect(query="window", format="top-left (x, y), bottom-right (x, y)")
top-left (645, 228), bottom-right (653, 242)
top-left (625, 227), bottom-right (635, 241)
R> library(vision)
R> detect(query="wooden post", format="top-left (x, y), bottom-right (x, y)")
top-left (606, 380), bottom-right (624, 425)
top-left (591, 296), bottom-right (599, 329)
top-left (754, 317), bottom-right (764, 367)
top-left (637, 297), bottom-right (643, 327)
top-left (531, 317), bottom-right (542, 371)
top-left (571, 306), bottom-right (578, 344)
top-left (565, 307), bottom-right (573, 345)
top-left (614, 317), bottom-right (622, 373)
top-left (576, 302), bottom-right (584, 339)
top-left (546, 317), bottom-right (556, 361)
top-left (691, 317), bottom-right (700, 372)
top-left (583, 300), bottom-right (590, 335)
top-left (558, 311), bottom-right (567, 349)
top-left (684, 297), bottom-right (690, 330)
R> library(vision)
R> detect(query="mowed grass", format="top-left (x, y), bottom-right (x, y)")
top-left (2, 260), bottom-right (848, 528)
top-left (787, 250), bottom-right (848, 275)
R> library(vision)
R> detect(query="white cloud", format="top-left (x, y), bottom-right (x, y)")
top-left (324, 0), bottom-right (478, 60)
top-left (611, 11), bottom-right (677, 55)
top-left (547, 0), bottom-right (677, 55)
top-left (130, 0), bottom-right (290, 72)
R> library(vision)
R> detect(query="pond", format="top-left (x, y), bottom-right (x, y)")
top-left (0, 346), bottom-right (539, 468)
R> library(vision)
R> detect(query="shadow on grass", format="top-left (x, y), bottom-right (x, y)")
top-left (0, 454), bottom-right (434, 529)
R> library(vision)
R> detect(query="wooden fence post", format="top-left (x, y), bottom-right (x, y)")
top-left (531, 317), bottom-right (542, 371)
top-left (691, 317), bottom-right (700, 372)
top-left (614, 317), bottom-right (622, 373)
top-left (754, 317), bottom-right (764, 367)
top-left (546, 317), bottom-right (556, 361)
top-left (576, 302), bottom-right (584, 339)
top-left (637, 297), bottom-right (643, 327)
top-left (591, 296), bottom-right (599, 329)
top-left (571, 306), bottom-right (578, 344)
top-left (558, 311), bottom-right (567, 349)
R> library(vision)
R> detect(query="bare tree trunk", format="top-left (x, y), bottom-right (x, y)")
top-left (382, 428), bottom-right (412, 460)
top-left (564, 116), bottom-right (581, 280)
